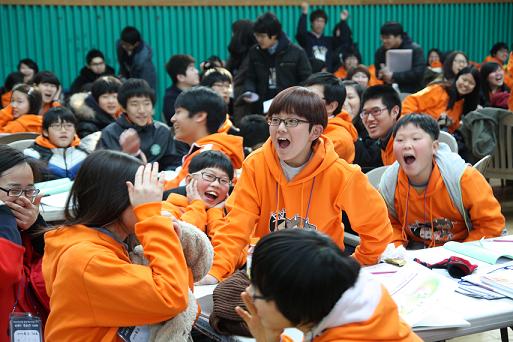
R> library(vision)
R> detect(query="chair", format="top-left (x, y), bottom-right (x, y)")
top-left (8, 139), bottom-right (35, 151)
top-left (365, 166), bottom-right (389, 189)
top-left (473, 155), bottom-right (492, 176)
top-left (438, 131), bottom-right (458, 153)
top-left (0, 132), bottom-right (38, 145)
top-left (486, 113), bottom-right (513, 186)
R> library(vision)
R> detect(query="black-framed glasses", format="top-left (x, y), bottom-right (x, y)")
top-left (49, 122), bottom-right (75, 130)
top-left (193, 172), bottom-right (231, 186)
top-left (359, 107), bottom-right (388, 119)
top-left (267, 117), bottom-right (310, 127)
top-left (0, 187), bottom-right (40, 201)
top-left (248, 287), bottom-right (269, 301)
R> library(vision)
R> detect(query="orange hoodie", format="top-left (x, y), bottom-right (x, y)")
top-left (334, 66), bottom-right (347, 80)
top-left (1, 90), bottom-right (11, 108)
top-left (505, 52), bottom-right (513, 91)
top-left (165, 132), bottom-right (244, 189)
top-left (402, 84), bottom-right (464, 133)
top-left (42, 202), bottom-right (189, 341)
top-left (389, 163), bottom-right (505, 248)
top-left (34, 134), bottom-right (81, 149)
top-left (0, 105), bottom-right (42, 133)
top-left (482, 55), bottom-right (503, 66)
top-left (208, 136), bottom-right (392, 280)
top-left (218, 115), bottom-right (234, 134)
top-left (324, 111), bottom-right (358, 163)
top-left (40, 101), bottom-right (61, 115)
top-left (380, 134), bottom-right (396, 166)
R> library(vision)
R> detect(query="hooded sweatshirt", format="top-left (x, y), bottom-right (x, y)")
top-left (324, 111), bottom-right (358, 163)
top-left (70, 92), bottom-right (121, 138)
top-left (69, 65), bottom-right (116, 95)
top-left (165, 132), bottom-right (244, 189)
top-left (0, 104), bottom-right (42, 133)
top-left (1, 90), bottom-right (12, 108)
top-left (42, 202), bottom-right (189, 341)
top-left (379, 131), bottom-right (396, 166)
top-left (208, 136), bottom-right (392, 280)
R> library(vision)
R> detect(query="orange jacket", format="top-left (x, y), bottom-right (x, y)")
top-left (0, 105), bottom-right (42, 133)
top-left (165, 132), bottom-right (244, 189)
top-left (368, 64), bottom-right (385, 87)
top-left (402, 84), bottom-right (464, 133)
top-left (388, 163), bottom-right (504, 247)
top-left (380, 134), bottom-right (396, 166)
top-left (482, 55), bottom-right (503, 66)
top-left (505, 52), bottom-right (513, 91)
top-left (40, 101), bottom-right (61, 115)
top-left (42, 202), bottom-right (189, 341)
top-left (324, 111), bottom-right (358, 163)
top-left (334, 66), bottom-right (347, 80)
top-left (1, 90), bottom-right (11, 108)
top-left (509, 89), bottom-right (513, 112)
top-left (208, 136), bottom-right (392, 280)
top-left (218, 115), bottom-right (234, 134)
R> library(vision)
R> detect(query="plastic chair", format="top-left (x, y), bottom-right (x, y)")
top-left (0, 132), bottom-right (38, 145)
top-left (486, 113), bottom-right (513, 186)
top-left (8, 139), bottom-right (35, 151)
top-left (438, 131), bottom-right (458, 153)
top-left (473, 155), bottom-right (492, 176)
top-left (365, 166), bottom-right (389, 189)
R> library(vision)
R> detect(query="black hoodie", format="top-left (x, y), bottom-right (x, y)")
top-left (69, 65), bottom-right (115, 95)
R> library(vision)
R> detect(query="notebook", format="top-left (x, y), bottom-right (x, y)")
top-left (443, 240), bottom-right (513, 264)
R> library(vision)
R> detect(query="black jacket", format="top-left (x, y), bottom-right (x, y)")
top-left (69, 65), bottom-right (115, 95)
top-left (374, 34), bottom-right (425, 93)
top-left (162, 84), bottom-right (182, 124)
top-left (116, 40), bottom-right (157, 90)
top-left (69, 93), bottom-right (117, 138)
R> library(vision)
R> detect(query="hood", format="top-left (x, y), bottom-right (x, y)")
top-left (397, 160), bottom-right (444, 199)
top-left (194, 133), bottom-right (244, 169)
top-left (262, 135), bottom-right (338, 186)
top-left (400, 34), bottom-right (415, 49)
top-left (329, 111), bottom-right (358, 141)
top-left (35, 135), bottom-right (81, 149)
top-left (69, 92), bottom-right (96, 120)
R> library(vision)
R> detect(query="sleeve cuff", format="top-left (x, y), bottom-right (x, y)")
top-left (133, 202), bottom-right (163, 221)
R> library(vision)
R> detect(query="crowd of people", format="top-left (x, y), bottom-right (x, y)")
top-left (0, 3), bottom-right (512, 341)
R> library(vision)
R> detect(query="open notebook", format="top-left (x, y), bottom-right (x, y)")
top-left (444, 239), bottom-right (513, 264)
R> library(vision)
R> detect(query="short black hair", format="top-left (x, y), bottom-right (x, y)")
top-left (17, 58), bottom-right (39, 74)
top-left (490, 42), bottom-right (508, 56)
top-left (342, 49), bottom-right (362, 64)
top-left (310, 9), bottom-right (327, 23)
top-left (188, 150), bottom-right (234, 180)
top-left (302, 72), bottom-right (346, 114)
top-left (86, 49), bottom-right (105, 65)
top-left (380, 21), bottom-right (404, 37)
top-left (33, 71), bottom-right (60, 87)
top-left (362, 84), bottom-right (401, 113)
top-left (117, 78), bottom-right (155, 108)
top-left (393, 113), bottom-right (440, 141)
top-left (346, 66), bottom-right (371, 83)
top-left (43, 107), bottom-right (78, 131)
top-left (253, 12), bottom-right (282, 38)
top-left (251, 229), bottom-right (360, 326)
top-left (236, 114), bottom-right (269, 149)
top-left (91, 76), bottom-right (122, 103)
top-left (174, 86), bottom-right (227, 134)
top-left (12, 84), bottom-right (42, 114)
top-left (165, 54), bottom-right (196, 84)
top-left (120, 26), bottom-right (141, 45)
top-left (200, 68), bottom-right (233, 87)
top-left (309, 58), bottom-right (327, 73)
top-left (3, 72), bottom-right (24, 91)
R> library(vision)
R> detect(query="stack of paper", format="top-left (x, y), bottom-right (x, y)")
top-left (480, 265), bottom-right (513, 299)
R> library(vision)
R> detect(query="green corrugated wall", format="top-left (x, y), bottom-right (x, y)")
top-left (1, 3), bottom-right (512, 117)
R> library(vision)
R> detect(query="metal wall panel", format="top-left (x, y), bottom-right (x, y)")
top-left (1, 3), bottom-right (512, 117)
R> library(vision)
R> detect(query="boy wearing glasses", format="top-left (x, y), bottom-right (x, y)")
top-left (24, 107), bottom-right (89, 180)
top-left (198, 86), bottom-right (392, 285)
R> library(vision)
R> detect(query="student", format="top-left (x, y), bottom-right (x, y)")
top-left (242, 12), bottom-right (312, 113)
top-left (69, 48), bottom-right (115, 95)
top-left (236, 229), bottom-right (420, 342)
top-left (359, 85), bottom-right (401, 166)
top-left (42, 152), bottom-right (189, 341)
top-left (199, 87), bottom-right (392, 284)
top-left (402, 67), bottom-right (481, 133)
top-left (70, 75), bottom-right (122, 138)
top-left (33, 71), bottom-right (61, 115)
top-left (0, 145), bottom-right (50, 341)
top-left (482, 42), bottom-right (509, 66)
top-left (116, 26), bottom-right (157, 90)
top-left (167, 86), bottom-right (244, 188)
top-left (1, 71), bottom-right (24, 108)
top-left (427, 48), bottom-right (443, 68)
top-left (24, 107), bottom-right (89, 180)
top-left (479, 62), bottom-right (510, 109)
top-left (374, 22), bottom-right (425, 93)
top-left (98, 78), bottom-right (187, 170)
top-left (437, 51), bottom-right (468, 83)
top-left (341, 80), bottom-right (363, 119)
top-left (17, 58), bottom-right (39, 84)
top-left (303, 72), bottom-right (358, 163)
top-left (379, 114), bottom-right (504, 249)
top-left (346, 65), bottom-right (371, 89)
top-left (0, 84), bottom-right (43, 133)
top-left (296, 2), bottom-right (354, 72)
top-left (163, 54), bottom-right (199, 123)
top-left (333, 48), bottom-right (360, 80)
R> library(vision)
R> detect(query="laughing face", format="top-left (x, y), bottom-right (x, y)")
top-left (487, 67), bottom-right (504, 89)
top-left (187, 167), bottom-right (230, 207)
top-left (38, 82), bottom-right (58, 104)
top-left (124, 96), bottom-right (153, 127)
top-left (393, 123), bottom-right (439, 186)
top-left (455, 73), bottom-right (476, 96)
top-left (361, 98), bottom-right (399, 140)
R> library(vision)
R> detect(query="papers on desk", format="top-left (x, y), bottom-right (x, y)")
top-left (36, 178), bottom-right (73, 196)
top-left (459, 261), bottom-right (513, 300)
top-left (444, 240), bottom-right (513, 264)
top-left (39, 191), bottom-right (70, 222)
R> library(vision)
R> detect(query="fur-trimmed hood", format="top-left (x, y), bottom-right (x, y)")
top-left (69, 92), bottom-right (97, 121)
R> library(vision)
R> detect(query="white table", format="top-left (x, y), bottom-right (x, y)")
top-left (39, 192), bottom-right (68, 222)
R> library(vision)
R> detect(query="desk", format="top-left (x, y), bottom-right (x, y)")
top-left (39, 192), bottom-right (68, 222)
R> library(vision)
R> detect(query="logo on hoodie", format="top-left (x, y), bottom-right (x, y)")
top-left (150, 144), bottom-right (161, 156)
top-left (269, 209), bottom-right (317, 232)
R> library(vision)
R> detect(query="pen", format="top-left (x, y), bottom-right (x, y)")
top-left (370, 271), bottom-right (397, 275)
top-left (491, 239), bottom-right (513, 243)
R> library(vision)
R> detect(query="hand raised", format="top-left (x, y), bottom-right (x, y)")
top-left (119, 128), bottom-right (141, 155)
top-left (126, 162), bottom-right (165, 207)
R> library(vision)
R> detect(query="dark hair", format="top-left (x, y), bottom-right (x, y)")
top-left (302, 72), bottom-right (346, 114)
top-left (342, 80), bottom-right (365, 131)
top-left (201, 55), bottom-right (224, 72)
top-left (253, 12), bottom-right (282, 38)
top-left (490, 42), bottom-right (508, 56)
top-left (310, 9), bottom-right (327, 23)
top-left (251, 229), bottom-right (360, 326)
top-left (17, 58), bottom-right (39, 75)
top-left (64, 150), bottom-right (143, 226)
top-left (228, 20), bottom-right (255, 57)
top-left (346, 66), bottom-right (371, 83)
top-left (0, 145), bottom-right (30, 176)
top-left (3, 72), bottom-right (24, 92)
top-left (43, 107), bottom-right (78, 131)
top-left (12, 84), bottom-right (42, 114)
top-left (342, 49), bottom-right (361, 64)
top-left (309, 58), bottom-right (327, 73)
top-left (200, 68), bottom-right (233, 87)
top-left (33, 71), bottom-right (61, 88)
top-left (165, 54), bottom-right (196, 84)
top-left (267, 86), bottom-right (327, 130)
top-left (442, 51), bottom-right (468, 81)
top-left (480, 62), bottom-right (507, 105)
top-left (236, 114), bottom-right (270, 149)
top-left (380, 21), bottom-right (404, 37)
top-left (120, 26), bottom-right (141, 45)
top-left (91, 76), bottom-right (122, 103)
top-left (393, 113), bottom-right (440, 141)
top-left (188, 150), bottom-right (234, 180)
top-left (86, 49), bottom-right (105, 65)
top-left (174, 86), bottom-right (227, 134)
top-left (427, 48), bottom-right (443, 66)
top-left (117, 78), bottom-right (155, 108)
top-left (362, 84), bottom-right (401, 113)
top-left (443, 66), bottom-right (480, 114)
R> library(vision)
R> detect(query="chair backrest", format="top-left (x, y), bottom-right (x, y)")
top-left (473, 155), bottom-right (492, 175)
top-left (366, 165), bottom-right (389, 189)
top-left (438, 131), bottom-right (458, 153)
top-left (0, 132), bottom-right (39, 145)
top-left (8, 139), bottom-right (35, 151)
top-left (486, 112), bottom-right (513, 181)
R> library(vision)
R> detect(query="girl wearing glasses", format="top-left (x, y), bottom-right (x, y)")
top-left (0, 83), bottom-right (43, 133)
top-left (0, 145), bottom-right (49, 339)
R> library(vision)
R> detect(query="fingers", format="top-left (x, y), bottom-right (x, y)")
top-left (240, 291), bottom-right (258, 316)
top-left (134, 165), bottom-right (144, 188)
top-left (235, 306), bottom-right (252, 323)
top-left (33, 195), bottom-right (43, 206)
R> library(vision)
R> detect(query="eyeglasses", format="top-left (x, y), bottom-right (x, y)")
top-left (248, 287), bottom-right (268, 302)
top-left (212, 82), bottom-right (232, 89)
top-left (267, 117), bottom-right (310, 127)
top-left (193, 171), bottom-right (231, 186)
top-left (0, 187), bottom-right (40, 201)
top-left (49, 122), bottom-right (75, 130)
top-left (89, 61), bottom-right (105, 67)
top-left (359, 107), bottom-right (388, 119)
